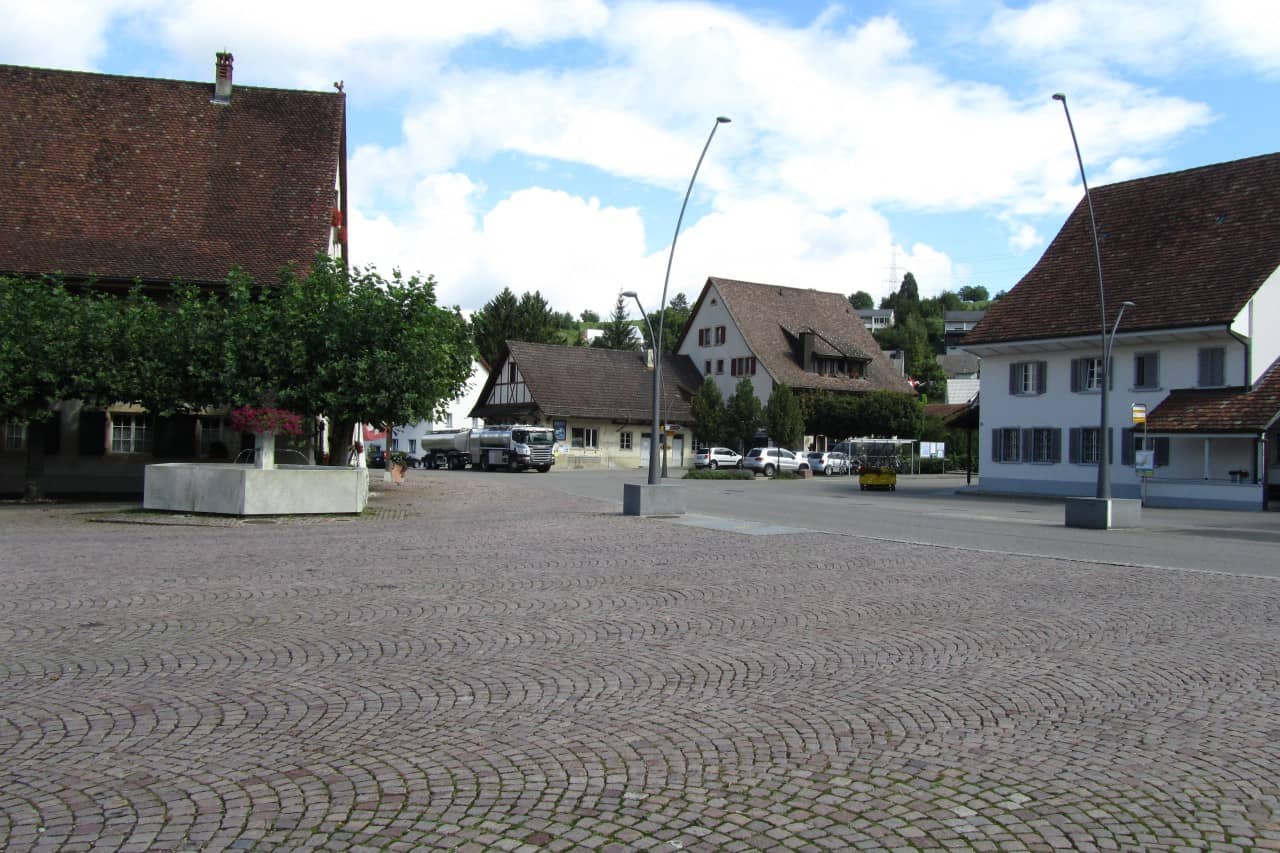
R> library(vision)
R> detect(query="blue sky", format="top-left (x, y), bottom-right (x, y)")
top-left (3, 0), bottom-right (1277, 317)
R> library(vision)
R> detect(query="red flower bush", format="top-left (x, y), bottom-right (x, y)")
top-left (229, 406), bottom-right (303, 437)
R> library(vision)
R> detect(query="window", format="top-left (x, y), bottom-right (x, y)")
top-left (705, 360), bottom-right (712, 374)
top-left (715, 326), bottom-right (726, 345)
top-left (619, 431), bottom-right (633, 450)
top-left (716, 359), bottom-right (724, 374)
top-left (1198, 347), bottom-right (1226, 387)
top-left (991, 428), bottom-right (1022, 462)
top-left (4, 420), bottom-right (25, 451)
top-left (445, 412), bottom-right (454, 428)
top-left (110, 413), bottom-right (151, 454)
top-left (1121, 429), bottom-right (1169, 467)
top-left (1008, 361), bottom-right (1047, 396)
top-left (698, 328), bottom-right (711, 346)
top-left (1133, 352), bottom-right (1159, 390)
top-left (1029, 428), bottom-right (1061, 464)
top-left (408, 439), bottom-right (417, 454)
top-left (730, 356), bottom-right (757, 376)
top-left (391, 438), bottom-right (400, 451)
top-left (571, 427), bottom-right (599, 449)
top-left (1069, 427), bottom-right (1113, 465)
top-left (1070, 357), bottom-right (1104, 392)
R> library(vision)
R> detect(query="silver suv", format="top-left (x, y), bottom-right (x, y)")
top-left (806, 451), bottom-right (851, 476)
top-left (743, 447), bottom-right (806, 476)
top-left (693, 447), bottom-right (742, 470)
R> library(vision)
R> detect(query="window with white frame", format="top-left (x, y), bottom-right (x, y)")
top-left (571, 427), bottom-right (598, 449)
top-left (714, 326), bottom-right (726, 345)
top-left (111, 413), bottom-right (151, 454)
top-left (4, 420), bottom-right (25, 451)
top-left (1030, 427), bottom-right (1061, 464)
top-left (1008, 361), bottom-right (1046, 396)
top-left (619, 431), bottom-right (633, 450)
top-left (1198, 347), bottom-right (1226, 387)
top-left (1133, 352), bottom-right (1159, 390)
top-left (408, 439), bottom-right (417, 454)
top-left (1068, 427), bottom-right (1107, 465)
top-left (1070, 357), bottom-right (1104, 392)
top-left (991, 427), bottom-right (1022, 462)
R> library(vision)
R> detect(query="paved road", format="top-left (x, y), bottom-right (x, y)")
top-left (539, 469), bottom-right (1280, 579)
top-left (2, 472), bottom-right (1279, 851)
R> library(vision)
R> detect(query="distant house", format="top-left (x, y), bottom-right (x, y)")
top-left (470, 341), bottom-right (703, 468)
top-left (943, 310), bottom-right (985, 350)
top-left (0, 56), bottom-right (347, 495)
top-left (857, 308), bottom-right (895, 331)
top-left (677, 278), bottom-right (913, 408)
top-left (963, 152), bottom-right (1280, 509)
top-left (937, 352), bottom-right (980, 404)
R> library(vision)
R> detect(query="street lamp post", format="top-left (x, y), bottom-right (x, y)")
top-left (1052, 92), bottom-right (1113, 500)
top-left (621, 291), bottom-right (663, 475)
top-left (645, 115), bottom-right (731, 486)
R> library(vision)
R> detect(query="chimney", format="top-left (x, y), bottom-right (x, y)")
top-left (211, 51), bottom-right (234, 105)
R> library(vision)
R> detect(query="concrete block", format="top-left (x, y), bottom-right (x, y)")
top-left (622, 482), bottom-right (687, 516)
top-left (144, 464), bottom-right (369, 515)
top-left (1064, 496), bottom-right (1142, 529)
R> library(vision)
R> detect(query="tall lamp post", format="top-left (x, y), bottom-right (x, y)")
top-left (621, 291), bottom-right (663, 475)
top-left (644, 115), bottom-right (731, 486)
top-left (1052, 92), bottom-right (1113, 500)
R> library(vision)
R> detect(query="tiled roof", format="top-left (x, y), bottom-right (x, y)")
top-left (1146, 357), bottom-right (1280, 434)
top-left (472, 341), bottom-right (704, 423)
top-left (966, 152), bottom-right (1280, 346)
top-left (685, 278), bottom-right (914, 395)
top-left (0, 63), bottom-right (344, 286)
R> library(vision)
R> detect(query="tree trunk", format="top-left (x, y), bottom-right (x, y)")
top-left (23, 424), bottom-right (47, 501)
top-left (330, 418), bottom-right (357, 466)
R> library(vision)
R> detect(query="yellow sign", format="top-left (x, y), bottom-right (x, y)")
top-left (1131, 403), bottom-right (1147, 425)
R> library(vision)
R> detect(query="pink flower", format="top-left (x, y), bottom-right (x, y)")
top-left (229, 406), bottom-right (304, 437)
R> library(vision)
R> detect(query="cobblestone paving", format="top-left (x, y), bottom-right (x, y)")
top-left (3, 473), bottom-right (1280, 852)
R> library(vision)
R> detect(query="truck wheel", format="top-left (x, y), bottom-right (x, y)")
top-left (537, 465), bottom-right (550, 473)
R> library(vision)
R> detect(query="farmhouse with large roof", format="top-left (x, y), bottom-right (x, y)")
top-left (0, 56), bottom-right (347, 496)
top-left (963, 152), bottom-right (1280, 509)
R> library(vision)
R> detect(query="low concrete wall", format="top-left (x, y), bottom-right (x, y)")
top-left (144, 464), bottom-right (369, 515)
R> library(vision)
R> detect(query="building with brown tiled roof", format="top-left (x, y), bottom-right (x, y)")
top-left (469, 341), bottom-right (705, 469)
top-left (962, 153), bottom-right (1280, 509)
top-left (676, 277), bottom-right (914, 412)
top-left (0, 55), bottom-right (347, 496)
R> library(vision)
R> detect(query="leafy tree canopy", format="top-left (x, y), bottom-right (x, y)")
top-left (689, 376), bottom-right (727, 447)
top-left (724, 377), bottom-right (763, 453)
top-left (847, 290), bottom-right (874, 310)
top-left (764, 383), bottom-right (804, 450)
top-left (958, 285), bottom-right (989, 303)
top-left (592, 291), bottom-right (639, 350)
top-left (472, 287), bottom-right (563, 366)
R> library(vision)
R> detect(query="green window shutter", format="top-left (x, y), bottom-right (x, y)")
top-left (1050, 428), bottom-right (1062, 463)
top-left (1070, 359), bottom-right (1082, 392)
top-left (1068, 428), bottom-right (1081, 464)
top-left (1121, 428), bottom-right (1134, 466)
top-left (1036, 361), bottom-right (1047, 394)
top-left (1008, 364), bottom-right (1018, 395)
top-left (991, 428), bottom-right (1002, 462)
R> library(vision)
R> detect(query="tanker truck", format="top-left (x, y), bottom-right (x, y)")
top-left (419, 425), bottom-right (555, 472)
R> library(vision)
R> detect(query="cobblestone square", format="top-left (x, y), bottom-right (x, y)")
top-left (2, 474), bottom-right (1278, 851)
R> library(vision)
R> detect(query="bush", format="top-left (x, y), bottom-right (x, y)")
top-left (684, 469), bottom-right (755, 480)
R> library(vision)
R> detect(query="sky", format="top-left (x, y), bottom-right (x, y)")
top-left (3, 1), bottom-right (1277, 318)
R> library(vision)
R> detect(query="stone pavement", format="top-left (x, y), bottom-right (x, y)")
top-left (2, 472), bottom-right (1279, 852)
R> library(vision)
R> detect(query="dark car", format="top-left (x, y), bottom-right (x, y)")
top-left (367, 448), bottom-right (386, 468)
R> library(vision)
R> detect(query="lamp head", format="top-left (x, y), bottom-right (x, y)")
top-left (1122, 300), bottom-right (1136, 308)
top-left (1052, 92), bottom-right (1066, 101)
top-left (621, 290), bottom-right (638, 298)
top-left (716, 116), bottom-right (731, 123)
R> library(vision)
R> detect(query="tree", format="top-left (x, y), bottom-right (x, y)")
top-left (724, 377), bottom-right (763, 453)
top-left (847, 290), bottom-right (874, 310)
top-left (958, 285), bottom-right (989, 303)
top-left (764, 383), bottom-right (804, 450)
top-left (801, 391), bottom-right (922, 442)
top-left (593, 291), bottom-right (639, 350)
top-left (579, 309), bottom-right (600, 323)
top-left (472, 287), bottom-right (562, 366)
top-left (644, 299), bottom-right (693, 355)
top-left (690, 376), bottom-right (727, 447)
top-left (669, 292), bottom-right (690, 311)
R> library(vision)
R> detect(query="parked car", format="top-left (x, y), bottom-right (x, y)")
top-left (693, 447), bottom-right (742, 470)
top-left (806, 451), bottom-right (851, 476)
top-left (367, 448), bottom-right (386, 469)
top-left (743, 447), bottom-right (807, 476)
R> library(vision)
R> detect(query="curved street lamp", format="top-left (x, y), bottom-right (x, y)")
top-left (621, 290), bottom-right (664, 473)
top-left (643, 115), bottom-right (731, 486)
top-left (1052, 93), bottom-right (1115, 500)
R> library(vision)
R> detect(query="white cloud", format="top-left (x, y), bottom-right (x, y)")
top-left (987, 0), bottom-right (1280, 79)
